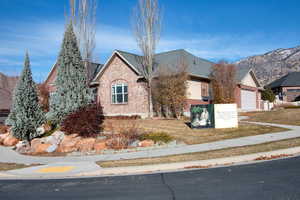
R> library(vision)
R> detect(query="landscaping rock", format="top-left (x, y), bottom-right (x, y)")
top-left (0, 132), bottom-right (9, 144)
top-left (15, 141), bottom-right (31, 154)
top-left (56, 134), bottom-right (81, 153)
top-left (3, 134), bottom-right (19, 146)
top-left (94, 140), bottom-right (107, 152)
top-left (138, 140), bottom-right (155, 147)
top-left (35, 143), bottom-right (51, 154)
top-left (52, 130), bottom-right (65, 142)
top-left (76, 138), bottom-right (96, 152)
top-left (129, 140), bottom-right (140, 147)
top-left (30, 138), bottom-right (43, 149)
top-left (46, 144), bottom-right (58, 153)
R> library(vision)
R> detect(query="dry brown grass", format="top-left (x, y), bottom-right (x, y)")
top-left (98, 137), bottom-right (300, 168)
top-left (0, 163), bottom-right (40, 171)
top-left (105, 119), bottom-right (286, 145)
top-left (243, 109), bottom-right (300, 126)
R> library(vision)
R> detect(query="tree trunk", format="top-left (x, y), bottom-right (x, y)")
top-left (148, 81), bottom-right (154, 118)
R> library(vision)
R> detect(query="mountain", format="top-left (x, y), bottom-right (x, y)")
top-left (236, 45), bottom-right (300, 86)
top-left (0, 73), bottom-right (18, 110)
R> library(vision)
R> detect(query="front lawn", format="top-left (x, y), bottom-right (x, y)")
top-left (242, 109), bottom-right (300, 126)
top-left (134, 119), bottom-right (287, 145)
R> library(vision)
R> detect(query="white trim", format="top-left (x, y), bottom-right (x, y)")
top-left (92, 50), bottom-right (141, 83)
top-left (240, 68), bottom-right (261, 88)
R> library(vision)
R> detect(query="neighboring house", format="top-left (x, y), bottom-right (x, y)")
top-left (45, 49), bottom-right (262, 118)
top-left (267, 72), bottom-right (300, 102)
top-left (0, 72), bottom-right (18, 110)
top-left (44, 61), bottom-right (103, 95)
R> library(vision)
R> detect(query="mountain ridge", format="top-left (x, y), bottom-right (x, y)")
top-left (236, 45), bottom-right (300, 86)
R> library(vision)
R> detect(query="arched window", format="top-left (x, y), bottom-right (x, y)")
top-left (111, 83), bottom-right (128, 104)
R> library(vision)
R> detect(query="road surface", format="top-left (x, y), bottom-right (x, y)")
top-left (1, 156), bottom-right (300, 200)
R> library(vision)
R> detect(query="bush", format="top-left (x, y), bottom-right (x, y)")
top-left (105, 120), bottom-right (141, 149)
top-left (61, 104), bottom-right (103, 137)
top-left (139, 132), bottom-right (173, 143)
top-left (262, 88), bottom-right (275, 102)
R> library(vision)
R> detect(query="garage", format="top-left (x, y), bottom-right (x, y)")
top-left (241, 89), bottom-right (256, 111)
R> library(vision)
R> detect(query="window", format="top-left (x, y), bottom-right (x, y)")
top-left (201, 83), bottom-right (209, 97)
top-left (92, 88), bottom-right (98, 103)
top-left (287, 89), bottom-right (300, 92)
top-left (112, 83), bottom-right (128, 104)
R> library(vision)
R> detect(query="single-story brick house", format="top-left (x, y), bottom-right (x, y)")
top-left (267, 72), bottom-right (300, 102)
top-left (45, 49), bottom-right (262, 118)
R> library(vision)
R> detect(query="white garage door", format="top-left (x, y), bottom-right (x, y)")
top-left (241, 89), bottom-right (256, 111)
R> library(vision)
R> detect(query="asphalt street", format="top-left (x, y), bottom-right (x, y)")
top-left (1, 156), bottom-right (300, 200)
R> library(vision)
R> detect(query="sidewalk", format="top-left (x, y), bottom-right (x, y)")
top-left (0, 122), bottom-right (299, 165)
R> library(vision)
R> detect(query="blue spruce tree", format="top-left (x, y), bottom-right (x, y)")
top-left (6, 52), bottom-right (45, 141)
top-left (48, 23), bottom-right (92, 124)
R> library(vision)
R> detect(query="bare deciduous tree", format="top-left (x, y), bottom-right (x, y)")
top-left (68, 0), bottom-right (97, 62)
top-left (132, 0), bottom-right (162, 118)
top-left (152, 58), bottom-right (188, 119)
top-left (210, 61), bottom-right (237, 104)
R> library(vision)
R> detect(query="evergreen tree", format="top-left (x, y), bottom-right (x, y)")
top-left (6, 53), bottom-right (45, 141)
top-left (48, 23), bottom-right (92, 124)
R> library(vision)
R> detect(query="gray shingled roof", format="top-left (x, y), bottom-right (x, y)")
top-left (117, 49), bottom-right (214, 79)
top-left (116, 49), bottom-right (251, 82)
top-left (267, 72), bottom-right (300, 88)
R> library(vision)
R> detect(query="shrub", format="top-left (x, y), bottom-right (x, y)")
top-left (262, 88), bottom-right (275, 102)
top-left (61, 104), bottom-right (103, 137)
top-left (139, 132), bottom-right (173, 143)
top-left (105, 120), bottom-right (142, 149)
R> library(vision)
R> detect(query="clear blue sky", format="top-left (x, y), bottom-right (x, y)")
top-left (0, 0), bottom-right (300, 81)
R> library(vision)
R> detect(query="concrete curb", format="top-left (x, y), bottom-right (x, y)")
top-left (1, 146), bottom-right (299, 179)
top-left (75, 146), bottom-right (300, 177)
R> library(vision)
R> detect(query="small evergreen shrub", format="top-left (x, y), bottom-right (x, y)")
top-left (6, 53), bottom-right (45, 141)
top-left (61, 104), bottom-right (103, 137)
top-left (139, 132), bottom-right (173, 143)
top-left (262, 88), bottom-right (275, 102)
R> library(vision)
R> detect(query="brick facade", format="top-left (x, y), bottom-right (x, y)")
top-left (282, 86), bottom-right (300, 102)
top-left (95, 54), bottom-right (149, 118)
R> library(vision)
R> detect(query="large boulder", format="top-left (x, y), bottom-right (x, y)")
top-left (3, 134), bottom-right (19, 146)
top-left (0, 132), bottom-right (9, 144)
top-left (15, 141), bottom-right (31, 154)
top-left (94, 140), bottom-right (107, 153)
top-left (76, 138), bottom-right (96, 152)
top-left (34, 143), bottom-right (51, 154)
top-left (57, 134), bottom-right (81, 153)
top-left (138, 140), bottom-right (154, 147)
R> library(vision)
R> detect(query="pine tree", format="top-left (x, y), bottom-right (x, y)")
top-left (6, 53), bottom-right (45, 141)
top-left (48, 23), bottom-right (92, 124)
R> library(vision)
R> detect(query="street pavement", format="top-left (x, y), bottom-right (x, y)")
top-left (1, 155), bottom-right (300, 200)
